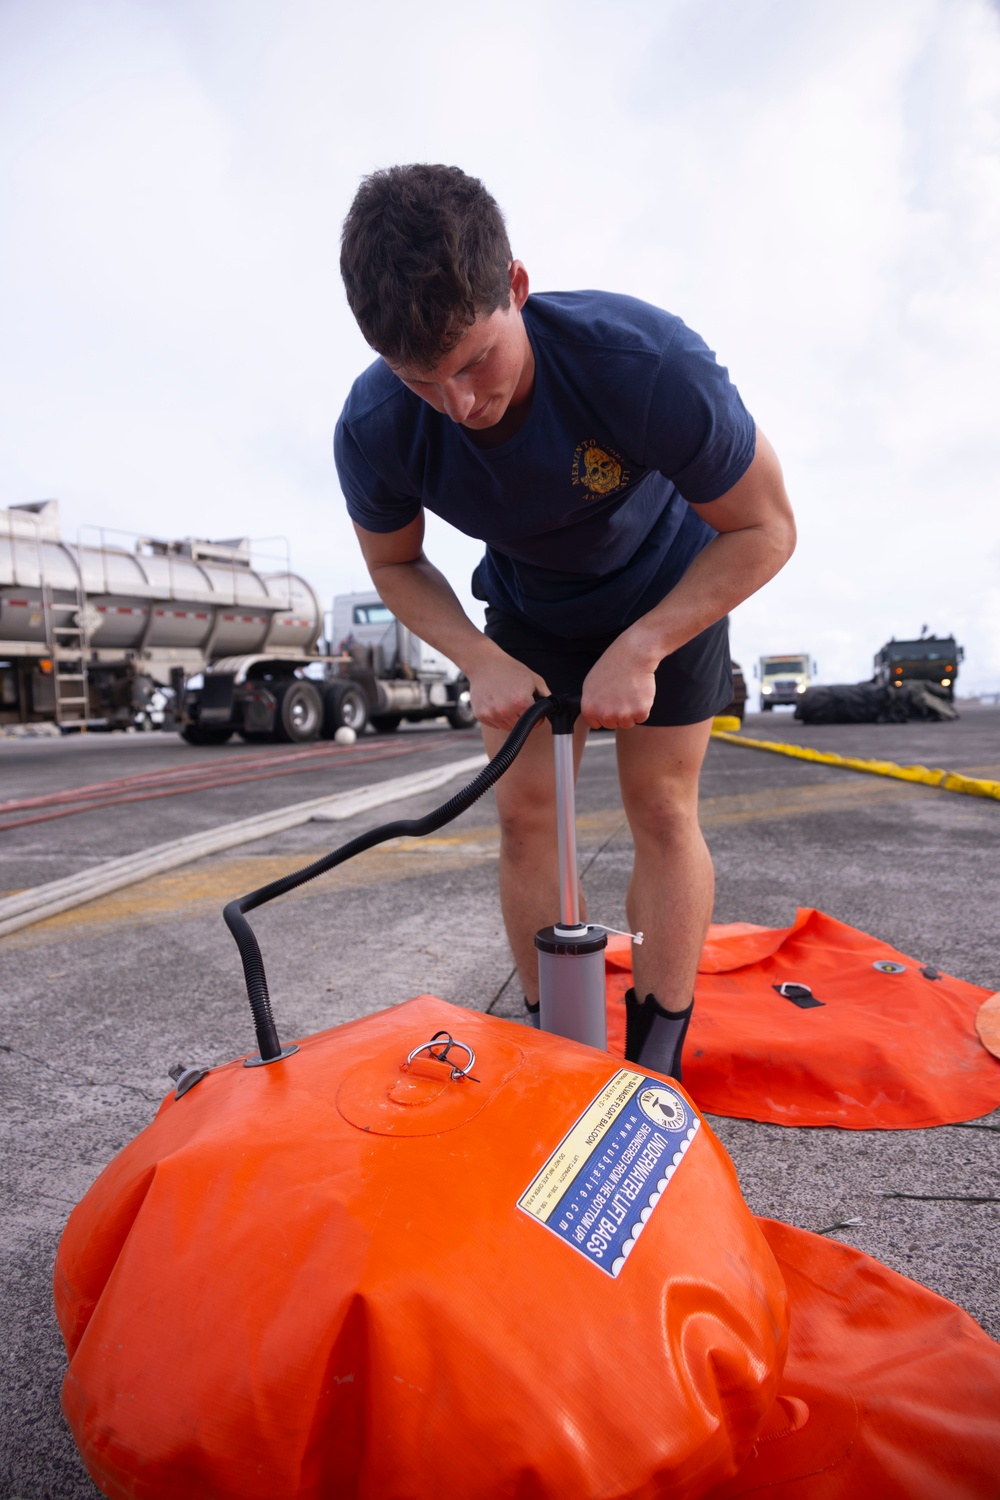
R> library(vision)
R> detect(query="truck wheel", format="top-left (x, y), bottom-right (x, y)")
top-left (180, 725), bottom-right (235, 746)
top-left (274, 681), bottom-right (323, 743)
top-left (447, 681), bottom-right (477, 730)
top-left (370, 713), bottom-right (402, 734)
top-left (322, 683), bottom-right (369, 736)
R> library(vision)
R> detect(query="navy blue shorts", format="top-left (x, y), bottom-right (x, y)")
top-left (482, 608), bottom-right (733, 728)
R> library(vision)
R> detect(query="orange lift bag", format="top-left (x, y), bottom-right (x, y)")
top-left (55, 997), bottom-right (789, 1500)
top-left (606, 909), bottom-right (1000, 1129)
top-left (706, 1218), bottom-right (1000, 1500)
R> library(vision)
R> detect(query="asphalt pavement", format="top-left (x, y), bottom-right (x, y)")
top-left (2, 706), bottom-right (998, 1498)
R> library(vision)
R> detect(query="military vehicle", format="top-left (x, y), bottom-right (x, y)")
top-left (873, 633), bottom-right (963, 702)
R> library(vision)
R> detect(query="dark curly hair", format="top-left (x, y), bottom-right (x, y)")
top-left (340, 164), bottom-right (513, 370)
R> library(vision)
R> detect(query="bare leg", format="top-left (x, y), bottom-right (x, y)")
top-left (481, 717), bottom-right (590, 1005)
top-left (615, 720), bottom-right (715, 1074)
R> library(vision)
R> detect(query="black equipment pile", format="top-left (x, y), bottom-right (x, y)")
top-left (795, 680), bottom-right (959, 725)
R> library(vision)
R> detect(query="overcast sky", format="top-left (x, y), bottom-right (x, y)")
top-left (2, 0), bottom-right (998, 692)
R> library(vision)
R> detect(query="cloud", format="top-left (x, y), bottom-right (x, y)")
top-left (1, 0), bottom-right (997, 690)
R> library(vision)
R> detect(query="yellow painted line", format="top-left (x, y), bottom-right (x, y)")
top-left (699, 776), bottom-right (925, 825)
top-left (711, 730), bottom-right (1000, 802)
top-left (10, 845), bottom-right (502, 933)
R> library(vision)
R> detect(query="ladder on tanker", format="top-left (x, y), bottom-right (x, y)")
top-left (42, 583), bottom-right (91, 728)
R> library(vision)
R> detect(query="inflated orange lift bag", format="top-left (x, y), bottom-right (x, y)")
top-left (605, 910), bottom-right (1000, 1129)
top-left (55, 999), bottom-right (789, 1500)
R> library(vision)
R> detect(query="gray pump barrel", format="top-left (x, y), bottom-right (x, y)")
top-left (535, 700), bottom-right (608, 1050)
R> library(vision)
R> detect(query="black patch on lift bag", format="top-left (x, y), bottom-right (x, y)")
top-left (773, 982), bottom-right (824, 1010)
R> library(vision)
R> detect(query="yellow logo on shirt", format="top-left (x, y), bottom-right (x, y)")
top-left (572, 440), bottom-right (629, 497)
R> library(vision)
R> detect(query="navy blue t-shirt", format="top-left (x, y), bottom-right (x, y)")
top-left (334, 290), bottom-right (756, 639)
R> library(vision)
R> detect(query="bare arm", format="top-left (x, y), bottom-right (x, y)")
top-left (580, 429), bottom-right (796, 728)
top-left (352, 515), bottom-right (550, 727)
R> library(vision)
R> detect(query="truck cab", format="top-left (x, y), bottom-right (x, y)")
top-left (331, 594), bottom-right (456, 681)
top-left (330, 592), bottom-right (475, 734)
top-left (757, 654), bottom-right (814, 711)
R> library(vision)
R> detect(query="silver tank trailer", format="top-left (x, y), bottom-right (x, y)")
top-left (0, 502), bottom-right (322, 660)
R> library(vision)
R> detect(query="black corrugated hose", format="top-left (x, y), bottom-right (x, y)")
top-left (224, 694), bottom-right (570, 1062)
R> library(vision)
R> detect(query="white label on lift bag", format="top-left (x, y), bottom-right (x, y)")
top-left (518, 1068), bottom-right (700, 1277)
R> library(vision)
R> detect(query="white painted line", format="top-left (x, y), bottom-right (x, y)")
top-left (0, 754), bottom-right (489, 938)
top-left (309, 755), bottom-right (487, 819)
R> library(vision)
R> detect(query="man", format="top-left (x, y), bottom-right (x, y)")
top-left (335, 164), bottom-right (795, 1080)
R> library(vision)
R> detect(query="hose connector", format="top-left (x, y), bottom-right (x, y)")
top-left (545, 694), bottom-right (581, 736)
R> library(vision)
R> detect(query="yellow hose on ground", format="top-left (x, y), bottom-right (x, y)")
top-left (710, 728), bottom-right (1000, 803)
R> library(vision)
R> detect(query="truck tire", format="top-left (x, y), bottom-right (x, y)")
top-left (180, 725), bottom-right (235, 746)
top-left (447, 680), bottom-right (476, 730)
top-left (370, 713), bottom-right (402, 734)
top-left (274, 681), bottom-right (323, 743)
top-left (322, 682), bottom-right (369, 736)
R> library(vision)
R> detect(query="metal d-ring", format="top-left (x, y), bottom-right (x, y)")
top-left (775, 981), bottom-right (814, 1000)
top-left (405, 1030), bottom-right (477, 1081)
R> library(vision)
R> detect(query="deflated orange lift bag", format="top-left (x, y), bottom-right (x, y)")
top-left (606, 909), bottom-right (1000, 1128)
top-left (705, 1219), bottom-right (1000, 1499)
top-left (55, 997), bottom-right (788, 1500)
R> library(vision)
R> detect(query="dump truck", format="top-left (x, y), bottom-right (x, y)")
top-left (873, 633), bottom-right (963, 702)
top-left (757, 653), bottom-right (815, 711)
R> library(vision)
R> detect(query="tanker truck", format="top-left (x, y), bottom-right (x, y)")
top-left (0, 501), bottom-right (474, 744)
top-left (1, 499), bottom-right (324, 739)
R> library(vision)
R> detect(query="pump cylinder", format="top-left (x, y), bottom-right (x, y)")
top-left (536, 925), bottom-right (608, 1049)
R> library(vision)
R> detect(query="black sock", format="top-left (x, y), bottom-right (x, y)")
top-left (524, 998), bottom-right (540, 1029)
top-left (624, 989), bottom-right (693, 1083)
